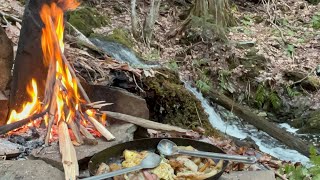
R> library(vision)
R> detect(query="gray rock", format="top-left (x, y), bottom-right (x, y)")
top-left (0, 160), bottom-right (64, 180)
top-left (220, 170), bottom-right (275, 180)
top-left (30, 123), bottom-right (137, 170)
top-left (84, 85), bottom-right (149, 121)
top-left (0, 27), bottom-right (13, 91)
top-left (0, 139), bottom-right (24, 158)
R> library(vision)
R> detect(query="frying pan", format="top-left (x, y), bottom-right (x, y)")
top-left (88, 138), bottom-right (229, 180)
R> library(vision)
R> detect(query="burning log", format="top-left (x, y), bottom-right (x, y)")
top-left (68, 120), bottom-right (83, 145)
top-left (87, 115), bottom-right (115, 141)
top-left (0, 111), bottom-right (47, 135)
top-left (58, 121), bottom-right (79, 180)
top-left (80, 124), bottom-right (98, 145)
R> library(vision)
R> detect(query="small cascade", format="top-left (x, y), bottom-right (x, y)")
top-left (184, 83), bottom-right (310, 164)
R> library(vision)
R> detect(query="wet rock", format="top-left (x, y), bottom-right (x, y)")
top-left (30, 123), bottom-right (137, 170)
top-left (298, 110), bottom-right (320, 134)
top-left (0, 92), bottom-right (9, 126)
top-left (0, 27), bottom-right (13, 91)
top-left (84, 85), bottom-right (149, 121)
top-left (0, 160), bottom-right (64, 180)
top-left (142, 68), bottom-right (217, 134)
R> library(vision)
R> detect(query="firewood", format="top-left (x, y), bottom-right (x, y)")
top-left (101, 111), bottom-right (189, 134)
top-left (58, 121), bottom-right (79, 180)
top-left (87, 116), bottom-right (115, 141)
top-left (0, 111), bottom-right (47, 135)
top-left (79, 125), bottom-right (98, 145)
top-left (45, 80), bottom-right (59, 145)
top-left (68, 120), bottom-right (84, 145)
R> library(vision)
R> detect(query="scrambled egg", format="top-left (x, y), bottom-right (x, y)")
top-left (152, 159), bottom-right (175, 180)
top-left (122, 150), bottom-right (148, 168)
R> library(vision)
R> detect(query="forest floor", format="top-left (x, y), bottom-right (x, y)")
top-left (83, 0), bottom-right (320, 134)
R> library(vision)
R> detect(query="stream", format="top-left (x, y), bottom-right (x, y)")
top-left (185, 84), bottom-right (310, 165)
top-left (93, 39), bottom-right (311, 164)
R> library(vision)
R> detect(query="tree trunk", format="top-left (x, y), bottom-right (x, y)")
top-left (9, 0), bottom-right (49, 112)
top-left (130, 0), bottom-right (140, 39)
top-left (143, 0), bottom-right (161, 46)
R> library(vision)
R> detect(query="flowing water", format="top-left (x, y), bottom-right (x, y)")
top-left (90, 38), bottom-right (159, 69)
top-left (184, 83), bottom-right (310, 164)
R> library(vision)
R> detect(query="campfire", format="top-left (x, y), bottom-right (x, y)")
top-left (0, 0), bottom-right (115, 179)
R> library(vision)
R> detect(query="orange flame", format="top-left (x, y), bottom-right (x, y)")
top-left (7, 79), bottom-right (41, 124)
top-left (7, 0), bottom-right (81, 128)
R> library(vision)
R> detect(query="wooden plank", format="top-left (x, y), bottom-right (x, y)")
top-left (58, 121), bottom-right (79, 180)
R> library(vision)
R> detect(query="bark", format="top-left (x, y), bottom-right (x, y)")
top-left (143, 0), bottom-right (161, 46)
top-left (205, 90), bottom-right (312, 157)
top-left (130, 0), bottom-right (140, 39)
top-left (9, 0), bottom-right (48, 111)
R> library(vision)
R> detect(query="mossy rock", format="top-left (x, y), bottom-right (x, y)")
top-left (298, 110), bottom-right (320, 134)
top-left (90, 28), bottom-right (134, 48)
top-left (67, 7), bottom-right (110, 36)
top-left (142, 68), bottom-right (219, 135)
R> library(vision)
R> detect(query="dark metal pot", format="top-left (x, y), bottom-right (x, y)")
top-left (88, 138), bottom-right (229, 180)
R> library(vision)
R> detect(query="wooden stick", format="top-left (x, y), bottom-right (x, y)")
top-left (68, 120), bottom-right (84, 145)
top-left (0, 111), bottom-right (47, 135)
top-left (79, 125), bottom-right (98, 145)
top-left (87, 116), bottom-right (115, 141)
top-left (101, 111), bottom-right (189, 134)
top-left (58, 121), bottom-right (79, 180)
top-left (45, 81), bottom-right (59, 145)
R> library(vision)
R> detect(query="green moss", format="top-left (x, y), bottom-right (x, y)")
top-left (143, 68), bottom-right (219, 136)
top-left (298, 110), bottom-right (320, 134)
top-left (67, 7), bottom-right (110, 36)
top-left (90, 28), bottom-right (134, 48)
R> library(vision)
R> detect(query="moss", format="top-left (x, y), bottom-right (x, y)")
top-left (143, 68), bottom-right (219, 136)
top-left (298, 110), bottom-right (320, 134)
top-left (90, 28), bottom-right (134, 48)
top-left (67, 7), bottom-right (110, 36)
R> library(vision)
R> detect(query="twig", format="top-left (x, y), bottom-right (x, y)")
top-left (0, 11), bottom-right (22, 23)
top-left (133, 74), bottom-right (145, 92)
top-left (101, 111), bottom-right (189, 134)
top-left (194, 103), bottom-right (203, 127)
top-left (291, 66), bottom-right (317, 86)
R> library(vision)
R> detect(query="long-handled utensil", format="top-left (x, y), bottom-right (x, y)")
top-left (83, 152), bottom-right (161, 180)
top-left (157, 139), bottom-right (256, 164)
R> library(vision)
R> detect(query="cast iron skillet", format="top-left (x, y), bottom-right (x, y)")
top-left (88, 138), bottom-right (229, 180)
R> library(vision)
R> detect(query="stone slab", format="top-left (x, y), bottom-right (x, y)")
top-left (84, 85), bottom-right (149, 121)
top-left (31, 123), bottom-right (137, 170)
top-left (0, 139), bottom-right (23, 158)
top-left (0, 160), bottom-right (64, 180)
top-left (220, 170), bottom-right (275, 180)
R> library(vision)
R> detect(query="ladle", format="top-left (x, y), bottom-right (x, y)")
top-left (84, 152), bottom-right (161, 180)
top-left (157, 139), bottom-right (256, 164)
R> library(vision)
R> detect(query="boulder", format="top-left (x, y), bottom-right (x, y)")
top-left (0, 27), bottom-right (13, 91)
top-left (84, 85), bottom-right (149, 121)
top-left (0, 160), bottom-right (64, 180)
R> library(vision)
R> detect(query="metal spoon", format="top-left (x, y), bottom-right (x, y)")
top-left (84, 152), bottom-right (161, 180)
top-left (157, 139), bottom-right (256, 164)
